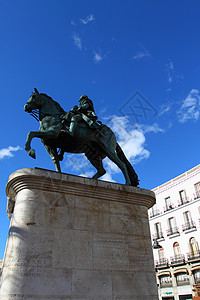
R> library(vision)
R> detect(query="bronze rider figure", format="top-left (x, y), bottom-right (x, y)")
top-left (61, 95), bottom-right (101, 136)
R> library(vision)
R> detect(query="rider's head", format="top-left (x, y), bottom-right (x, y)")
top-left (79, 95), bottom-right (88, 102)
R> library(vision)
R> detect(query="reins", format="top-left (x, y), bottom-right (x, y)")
top-left (30, 109), bottom-right (65, 122)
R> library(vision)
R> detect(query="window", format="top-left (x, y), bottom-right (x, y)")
top-left (165, 196), bottom-right (172, 209)
top-left (182, 211), bottom-right (196, 231)
top-left (167, 217), bottom-right (179, 235)
top-left (194, 182), bottom-right (200, 198)
top-left (160, 275), bottom-right (172, 287)
top-left (169, 217), bottom-right (175, 229)
top-left (183, 211), bottom-right (192, 224)
top-left (173, 242), bottom-right (181, 257)
top-left (150, 204), bottom-right (160, 218)
top-left (176, 272), bottom-right (190, 285)
top-left (189, 237), bottom-right (199, 255)
top-left (179, 190), bottom-right (187, 204)
top-left (152, 204), bottom-right (157, 212)
top-left (169, 217), bottom-right (174, 229)
top-left (193, 269), bottom-right (200, 284)
top-left (154, 222), bottom-right (163, 239)
top-left (158, 247), bottom-right (165, 261)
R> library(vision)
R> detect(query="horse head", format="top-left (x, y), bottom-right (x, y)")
top-left (24, 88), bottom-right (42, 113)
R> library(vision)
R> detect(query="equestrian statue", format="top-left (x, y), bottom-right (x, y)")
top-left (24, 89), bottom-right (139, 186)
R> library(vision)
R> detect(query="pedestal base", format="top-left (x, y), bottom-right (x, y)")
top-left (0, 168), bottom-right (158, 299)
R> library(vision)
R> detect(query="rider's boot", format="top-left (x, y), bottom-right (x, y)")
top-left (68, 120), bottom-right (77, 136)
top-left (60, 120), bottom-right (71, 136)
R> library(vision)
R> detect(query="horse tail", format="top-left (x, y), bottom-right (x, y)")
top-left (116, 143), bottom-right (139, 187)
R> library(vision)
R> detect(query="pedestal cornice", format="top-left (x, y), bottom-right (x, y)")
top-left (6, 168), bottom-right (155, 219)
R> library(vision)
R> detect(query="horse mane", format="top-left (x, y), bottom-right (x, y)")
top-left (41, 93), bottom-right (65, 113)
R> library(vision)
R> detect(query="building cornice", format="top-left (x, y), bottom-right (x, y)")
top-left (152, 164), bottom-right (200, 195)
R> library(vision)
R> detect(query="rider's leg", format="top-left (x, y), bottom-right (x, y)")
top-left (68, 115), bottom-right (81, 136)
top-left (61, 115), bottom-right (82, 136)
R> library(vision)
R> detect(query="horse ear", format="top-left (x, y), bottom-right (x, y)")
top-left (34, 88), bottom-right (39, 94)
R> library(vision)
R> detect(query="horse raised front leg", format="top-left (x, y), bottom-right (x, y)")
top-left (25, 130), bottom-right (58, 159)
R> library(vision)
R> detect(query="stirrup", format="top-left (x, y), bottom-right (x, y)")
top-left (60, 129), bottom-right (72, 136)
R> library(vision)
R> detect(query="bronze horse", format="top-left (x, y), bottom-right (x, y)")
top-left (24, 89), bottom-right (139, 186)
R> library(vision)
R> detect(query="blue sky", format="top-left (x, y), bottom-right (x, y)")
top-left (1, 0), bottom-right (200, 257)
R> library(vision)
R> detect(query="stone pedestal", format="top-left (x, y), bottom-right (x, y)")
top-left (0, 168), bottom-right (158, 299)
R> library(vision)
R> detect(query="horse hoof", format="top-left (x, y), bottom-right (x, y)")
top-left (25, 146), bottom-right (31, 152)
top-left (28, 149), bottom-right (36, 159)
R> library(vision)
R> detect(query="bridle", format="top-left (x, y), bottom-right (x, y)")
top-left (28, 94), bottom-right (64, 122)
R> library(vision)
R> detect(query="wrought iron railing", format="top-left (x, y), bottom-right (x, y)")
top-left (160, 281), bottom-right (172, 287)
top-left (187, 250), bottom-right (200, 261)
top-left (155, 258), bottom-right (169, 267)
top-left (182, 221), bottom-right (196, 231)
top-left (163, 203), bottom-right (175, 212)
top-left (177, 197), bottom-right (190, 206)
top-left (152, 232), bottom-right (164, 240)
top-left (176, 278), bottom-right (190, 285)
top-left (170, 254), bottom-right (185, 265)
top-left (166, 226), bottom-right (179, 236)
top-left (150, 209), bottom-right (161, 218)
top-left (194, 191), bottom-right (200, 200)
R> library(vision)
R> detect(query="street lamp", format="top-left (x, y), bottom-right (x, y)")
top-left (152, 238), bottom-right (162, 249)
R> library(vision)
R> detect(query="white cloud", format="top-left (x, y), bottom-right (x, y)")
top-left (94, 52), bottom-right (103, 62)
top-left (178, 89), bottom-right (200, 123)
top-left (102, 116), bottom-right (163, 178)
top-left (137, 123), bottom-right (164, 134)
top-left (0, 146), bottom-right (21, 160)
top-left (71, 20), bottom-right (76, 26)
top-left (73, 33), bottom-right (82, 50)
top-left (79, 171), bottom-right (94, 178)
top-left (169, 61), bottom-right (174, 70)
top-left (159, 103), bottom-right (172, 116)
top-left (166, 60), bottom-right (174, 83)
top-left (132, 49), bottom-right (150, 60)
top-left (107, 116), bottom-right (150, 162)
top-left (64, 154), bottom-right (89, 172)
top-left (166, 59), bottom-right (183, 84)
top-left (101, 172), bottom-right (116, 183)
top-left (80, 14), bottom-right (95, 24)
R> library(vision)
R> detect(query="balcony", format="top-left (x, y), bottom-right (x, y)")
top-left (163, 203), bottom-right (175, 213)
top-left (170, 254), bottom-right (185, 265)
top-left (182, 221), bottom-right (196, 232)
top-left (177, 278), bottom-right (190, 286)
top-left (160, 280), bottom-right (172, 287)
top-left (167, 226), bottom-right (180, 236)
top-left (187, 250), bottom-right (200, 262)
top-left (194, 191), bottom-right (200, 200)
top-left (155, 258), bottom-right (169, 268)
top-left (178, 197), bottom-right (190, 206)
top-left (150, 209), bottom-right (161, 218)
top-left (152, 232), bottom-right (164, 240)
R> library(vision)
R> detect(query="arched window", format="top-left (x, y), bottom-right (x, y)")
top-left (173, 242), bottom-right (181, 257)
top-left (189, 237), bottom-right (199, 255)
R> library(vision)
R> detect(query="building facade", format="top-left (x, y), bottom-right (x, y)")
top-left (149, 165), bottom-right (200, 300)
